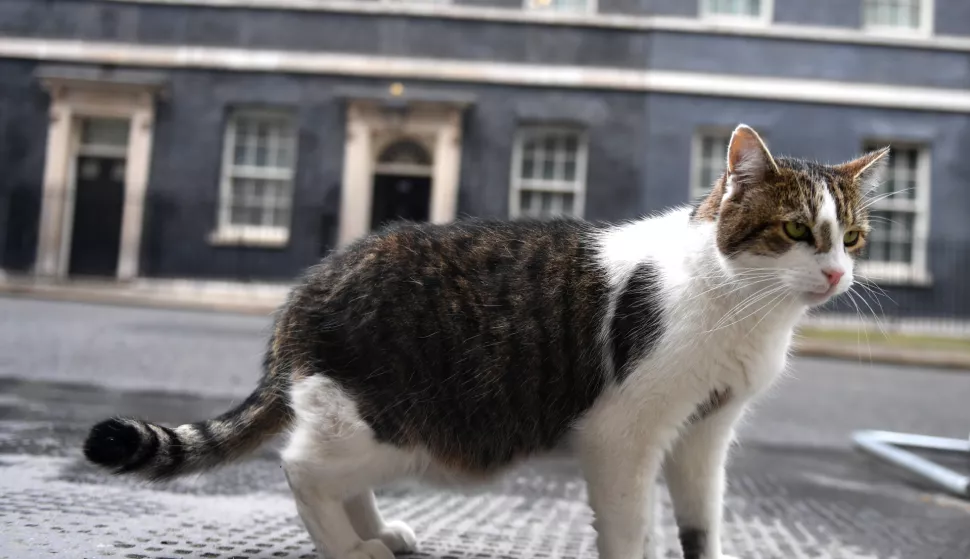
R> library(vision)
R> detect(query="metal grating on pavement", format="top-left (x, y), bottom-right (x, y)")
top-left (2, 376), bottom-right (968, 559)
top-left (3, 451), bottom-right (945, 559)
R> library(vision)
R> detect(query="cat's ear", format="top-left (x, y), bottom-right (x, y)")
top-left (726, 124), bottom-right (780, 187)
top-left (836, 146), bottom-right (891, 194)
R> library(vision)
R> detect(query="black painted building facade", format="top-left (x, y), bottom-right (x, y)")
top-left (1, 0), bottom-right (968, 318)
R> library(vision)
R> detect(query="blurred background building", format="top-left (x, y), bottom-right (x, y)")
top-left (0, 0), bottom-right (967, 320)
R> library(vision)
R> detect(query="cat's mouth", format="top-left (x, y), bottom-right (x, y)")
top-left (803, 285), bottom-right (839, 305)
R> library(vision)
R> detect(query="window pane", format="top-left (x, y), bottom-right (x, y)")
top-left (81, 118), bottom-right (130, 148)
top-left (540, 192), bottom-right (554, 212)
top-left (230, 204), bottom-right (261, 226)
top-left (695, 133), bottom-right (731, 196)
top-left (276, 135), bottom-right (295, 169)
top-left (230, 113), bottom-right (295, 171)
top-left (564, 135), bottom-right (578, 155)
top-left (272, 207), bottom-right (290, 227)
top-left (518, 191), bottom-right (578, 219)
top-left (863, 0), bottom-right (920, 29)
top-left (561, 192), bottom-right (575, 215)
top-left (542, 154), bottom-right (556, 180)
top-left (255, 123), bottom-right (270, 167)
top-left (522, 149), bottom-right (535, 179)
top-left (702, 137), bottom-right (714, 158)
top-left (563, 159), bottom-right (576, 181)
top-left (865, 210), bottom-right (916, 264)
top-left (513, 128), bottom-right (585, 219)
top-left (530, 0), bottom-right (589, 12)
top-left (233, 140), bottom-right (248, 166)
top-left (541, 135), bottom-right (554, 153)
top-left (520, 191), bottom-right (534, 216)
top-left (706, 0), bottom-right (761, 16)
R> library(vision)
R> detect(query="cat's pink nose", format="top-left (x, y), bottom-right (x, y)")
top-left (822, 268), bottom-right (844, 286)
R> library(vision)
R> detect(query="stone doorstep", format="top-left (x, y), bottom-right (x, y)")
top-left (2, 276), bottom-right (968, 372)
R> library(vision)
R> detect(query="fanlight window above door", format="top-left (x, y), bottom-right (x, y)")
top-left (378, 139), bottom-right (432, 167)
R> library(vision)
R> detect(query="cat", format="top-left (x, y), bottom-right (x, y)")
top-left (83, 125), bottom-right (888, 559)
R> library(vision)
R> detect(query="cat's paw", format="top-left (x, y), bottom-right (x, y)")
top-left (343, 539), bottom-right (395, 559)
top-left (378, 520), bottom-right (418, 553)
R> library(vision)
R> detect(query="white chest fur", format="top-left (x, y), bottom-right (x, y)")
top-left (593, 208), bottom-right (806, 432)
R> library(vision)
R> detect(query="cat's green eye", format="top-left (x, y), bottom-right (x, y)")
top-left (843, 230), bottom-right (861, 247)
top-left (783, 222), bottom-right (810, 241)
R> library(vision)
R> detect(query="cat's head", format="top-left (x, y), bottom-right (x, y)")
top-left (696, 124), bottom-right (889, 307)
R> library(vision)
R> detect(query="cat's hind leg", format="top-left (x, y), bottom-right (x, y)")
top-left (282, 375), bottom-right (420, 559)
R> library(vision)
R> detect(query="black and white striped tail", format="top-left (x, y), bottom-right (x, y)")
top-left (83, 372), bottom-right (290, 481)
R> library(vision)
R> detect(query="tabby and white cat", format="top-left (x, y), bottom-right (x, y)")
top-left (84, 125), bottom-right (887, 559)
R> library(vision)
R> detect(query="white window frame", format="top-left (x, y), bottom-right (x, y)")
top-left (700, 0), bottom-right (773, 26)
top-left (689, 128), bottom-right (733, 200)
top-left (380, 0), bottom-right (452, 4)
top-left (210, 109), bottom-right (298, 248)
top-left (524, 0), bottom-right (597, 15)
top-left (856, 141), bottom-right (932, 285)
top-left (862, 0), bottom-right (934, 36)
top-left (509, 126), bottom-right (589, 219)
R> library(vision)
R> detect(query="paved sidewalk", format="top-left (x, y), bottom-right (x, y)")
top-left (0, 274), bottom-right (290, 315)
top-left (3, 277), bottom-right (970, 372)
top-left (1, 377), bottom-right (969, 559)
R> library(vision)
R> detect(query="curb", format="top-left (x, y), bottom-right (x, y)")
top-left (794, 339), bottom-right (970, 372)
top-left (0, 282), bottom-right (282, 316)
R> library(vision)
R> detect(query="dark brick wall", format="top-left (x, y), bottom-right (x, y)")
top-left (0, 61), bottom-right (47, 271)
top-left (0, 0), bottom-right (650, 69)
top-left (0, 61), bottom-right (645, 280)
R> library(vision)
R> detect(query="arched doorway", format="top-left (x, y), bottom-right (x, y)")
top-left (370, 138), bottom-right (433, 231)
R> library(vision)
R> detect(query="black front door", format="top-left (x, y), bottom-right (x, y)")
top-left (68, 156), bottom-right (126, 277)
top-left (370, 174), bottom-right (431, 231)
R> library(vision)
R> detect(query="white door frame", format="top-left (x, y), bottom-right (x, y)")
top-left (35, 77), bottom-right (160, 280)
top-left (338, 100), bottom-right (464, 247)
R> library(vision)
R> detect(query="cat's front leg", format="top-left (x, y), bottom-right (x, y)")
top-left (663, 404), bottom-right (744, 559)
top-left (575, 429), bottom-right (665, 559)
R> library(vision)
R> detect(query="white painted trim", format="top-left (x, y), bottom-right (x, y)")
top-left (207, 226), bottom-right (290, 247)
top-left (35, 80), bottom-right (158, 280)
top-left (699, 0), bottom-right (773, 27)
top-left (99, 0), bottom-right (970, 52)
top-left (337, 102), bottom-right (464, 247)
top-left (6, 38), bottom-right (970, 113)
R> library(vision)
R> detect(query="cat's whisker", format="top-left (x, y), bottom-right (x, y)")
top-left (707, 287), bottom-right (788, 334)
top-left (853, 280), bottom-right (891, 315)
top-left (709, 286), bottom-right (777, 328)
top-left (855, 277), bottom-right (896, 305)
top-left (860, 188), bottom-right (914, 210)
top-left (851, 286), bottom-right (890, 341)
top-left (844, 289), bottom-right (873, 365)
top-left (708, 283), bottom-right (787, 332)
top-left (745, 291), bottom-right (790, 337)
top-left (685, 275), bottom-right (781, 303)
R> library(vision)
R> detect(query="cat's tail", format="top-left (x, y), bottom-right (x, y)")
top-left (82, 346), bottom-right (292, 482)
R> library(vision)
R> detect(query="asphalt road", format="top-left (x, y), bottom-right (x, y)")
top-left (1, 296), bottom-right (968, 559)
top-left (1, 296), bottom-right (967, 447)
